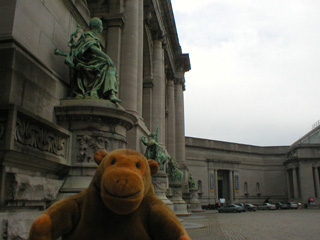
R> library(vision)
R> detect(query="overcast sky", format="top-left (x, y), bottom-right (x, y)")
top-left (171, 0), bottom-right (320, 146)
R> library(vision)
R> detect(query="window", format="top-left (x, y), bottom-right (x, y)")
top-left (244, 182), bottom-right (248, 194)
top-left (197, 180), bottom-right (202, 193)
top-left (256, 182), bottom-right (261, 195)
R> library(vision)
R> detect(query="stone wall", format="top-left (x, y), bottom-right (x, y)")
top-left (0, 0), bottom-right (91, 122)
top-left (185, 137), bottom-right (289, 204)
top-left (0, 1), bottom-right (191, 238)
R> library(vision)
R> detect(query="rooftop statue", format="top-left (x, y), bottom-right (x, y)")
top-left (141, 127), bottom-right (168, 171)
top-left (55, 18), bottom-right (121, 103)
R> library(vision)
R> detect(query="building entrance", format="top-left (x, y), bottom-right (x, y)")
top-left (217, 170), bottom-right (232, 203)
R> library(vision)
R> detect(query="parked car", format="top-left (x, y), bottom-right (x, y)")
top-left (218, 204), bottom-right (245, 213)
top-left (287, 202), bottom-right (298, 209)
top-left (257, 203), bottom-right (276, 210)
top-left (275, 202), bottom-right (289, 210)
top-left (245, 203), bottom-right (257, 211)
top-left (237, 203), bottom-right (246, 212)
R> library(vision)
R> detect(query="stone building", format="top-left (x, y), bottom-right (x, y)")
top-left (0, 0), bottom-right (189, 238)
top-left (0, 0), bottom-right (319, 239)
top-left (185, 125), bottom-right (320, 206)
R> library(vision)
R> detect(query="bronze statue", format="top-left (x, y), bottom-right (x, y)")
top-left (188, 173), bottom-right (197, 189)
top-left (141, 128), bottom-right (168, 171)
top-left (167, 158), bottom-right (183, 183)
top-left (55, 18), bottom-right (121, 102)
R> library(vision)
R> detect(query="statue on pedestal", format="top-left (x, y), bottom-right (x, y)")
top-left (188, 173), bottom-right (197, 189)
top-left (141, 128), bottom-right (168, 171)
top-left (167, 158), bottom-right (183, 183)
top-left (55, 18), bottom-right (121, 103)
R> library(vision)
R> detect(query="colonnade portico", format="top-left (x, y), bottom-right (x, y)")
top-left (209, 168), bottom-right (236, 204)
top-left (287, 166), bottom-right (302, 200)
top-left (286, 163), bottom-right (320, 204)
top-left (94, 0), bottom-right (191, 156)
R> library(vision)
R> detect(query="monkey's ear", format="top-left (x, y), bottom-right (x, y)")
top-left (94, 150), bottom-right (108, 165)
top-left (148, 160), bottom-right (159, 175)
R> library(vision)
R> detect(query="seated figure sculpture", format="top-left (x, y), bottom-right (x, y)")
top-left (55, 17), bottom-right (121, 102)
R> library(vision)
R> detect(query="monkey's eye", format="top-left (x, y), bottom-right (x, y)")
top-left (136, 162), bottom-right (141, 169)
top-left (111, 158), bottom-right (116, 165)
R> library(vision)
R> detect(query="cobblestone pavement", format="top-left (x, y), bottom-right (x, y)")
top-left (181, 209), bottom-right (320, 240)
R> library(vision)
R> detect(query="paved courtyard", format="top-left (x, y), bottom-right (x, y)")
top-left (181, 209), bottom-right (320, 240)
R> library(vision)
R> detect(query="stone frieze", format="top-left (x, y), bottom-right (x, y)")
top-left (15, 117), bottom-right (66, 156)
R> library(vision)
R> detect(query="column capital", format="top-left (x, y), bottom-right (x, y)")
top-left (167, 78), bottom-right (175, 85)
top-left (153, 31), bottom-right (166, 45)
top-left (101, 13), bottom-right (126, 29)
top-left (174, 77), bottom-right (185, 91)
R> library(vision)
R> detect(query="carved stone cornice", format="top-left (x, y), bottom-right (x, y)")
top-left (206, 159), bottom-right (241, 165)
top-left (177, 53), bottom-right (191, 73)
top-left (55, 100), bottom-right (136, 131)
top-left (63, 0), bottom-right (91, 27)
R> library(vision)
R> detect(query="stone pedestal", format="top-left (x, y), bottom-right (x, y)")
top-left (5, 173), bottom-right (64, 209)
top-left (0, 211), bottom-right (42, 240)
top-left (54, 99), bottom-right (136, 193)
top-left (189, 188), bottom-right (204, 212)
top-left (170, 183), bottom-right (190, 216)
top-left (152, 172), bottom-right (174, 211)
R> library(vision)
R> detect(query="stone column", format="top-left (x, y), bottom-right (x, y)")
top-left (142, 78), bottom-right (154, 130)
top-left (293, 168), bottom-right (299, 199)
top-left (229, 170), bottom-right (234, 202)
top-left (299, 163), bottom-right (314, 204)
top-left (136, 0), bottom-right (143, 116)
top-left (120, 0), bottom-right (139, 114)
top-left (174, 80), bottom-right (185, 163)
top-left (103, 14), bottom-right (124, 72)
top-left (166, 79), bottom-right (176, 159)
top-left (313, 167), bottom-right (320, 198)
top-left (152, 39), bottom-right (166, 145)
top-left (286, 170), bottom-right (292, 198)
top-left (214, 169), bottom-right (219, 202)
top-left (142, 79), bottom-right (153, 130)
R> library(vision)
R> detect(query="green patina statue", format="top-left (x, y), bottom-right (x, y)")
top-left (188, 173), bottom-right (197, 189)
top-left (141, 128), bottom-right (168, 171)
top-left (167, 158), bottom-right (183, 183)
top-left (55, 18), bottom-right (121, 102)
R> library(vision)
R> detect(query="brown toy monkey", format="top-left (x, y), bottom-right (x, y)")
top-left (29, 149), bottom-right (191, 240)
